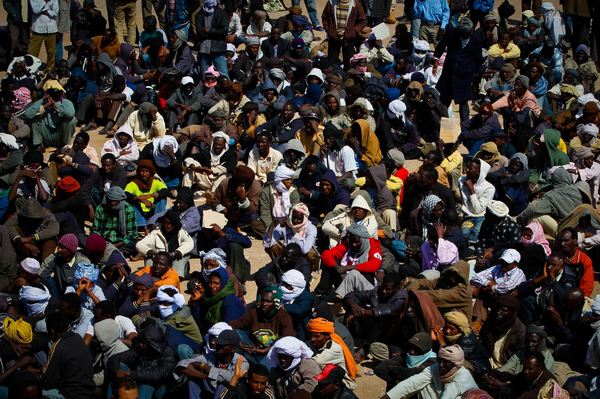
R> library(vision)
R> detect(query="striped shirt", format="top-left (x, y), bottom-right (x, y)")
top-left (471, 265), bottom-right (526, 294)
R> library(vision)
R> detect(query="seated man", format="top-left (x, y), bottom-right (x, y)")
top-left (91, 186), bottom-right (139, 257)
top-left (487, 153), bottom-right (530, 216)
top-left (124, 160), bottom-right (168, 227)
top-left (247, 132), bottom-right (283, 184)
top-left (363, 164), bottom-right (398, 231)
top-left (79, 153), bottom-right (128, 212)
top-left (322, 193), bottom-right (381, 248)
top-left (401, 223), bottom-right (459, 278)
top-left (254, 243), bottom-right (312, 291)
top-left (6, 152), bottom-right (51, 207)
top-left (321, 123), bottom-right (358, 192)
top-left (139, 135), bottom-right (182, 190)
top-left (5, 198), bottom-right (59, 262)
top-left (492, 352), bottom-right (555, 399)
top-left (458, 102), bottom-right (502, 157)
top-left (343, 272), bottom-right (406, 363)
top-left (39, 233), bottom-right (91, 296)
top-left (251, 79), bottom-right (287, 120)
top-left (20, 80), bottom-right (76, 148)
top-left (100, 123), bottom-right (140, 167)
top-left (64, 68), bottom-right (99, 130)
top-left (488, 32), bottom-right (521, 62)
top-left (182, 132), bottom-right (237, 199)
top-left (165, 76), bottom-right (202, 134)
top-left (51, 131), bottom-right (100, 185)
top-left (220, 364), bottom-right (275, 399)
top-left (125, 102), bottom-right (167, 146)
top-left (311, 170), bottom-right (351, 225)
top-left (475, 201), bottom-right (522, 258)
top-left (255, 102), bottom-right (305, 151)
top-left (281, 138), bottom-right (307, 171)
top-left (294, 155), bottom-right (331, 210)
top-left (558, 227), bottom-right (594, 297)
top-left (0, 126), bottom-right (25, 185)
top-left (459, 159), bottom-right (496, 246)
top-left (134, 251), bottom-right (181, 292)
top-left (94, 74), bottom-right (135, 136)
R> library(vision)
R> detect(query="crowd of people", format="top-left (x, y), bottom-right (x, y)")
top-left (1, 0), bottom-right (600, 397)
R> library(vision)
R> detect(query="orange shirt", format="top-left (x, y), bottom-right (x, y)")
top-left (135, 266), bottom-right (181, 292)
top-left (566, 249), bottom-right (594, 297)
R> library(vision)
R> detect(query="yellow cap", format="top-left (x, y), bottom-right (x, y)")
top-left (43, 79), bottom-right (65, 93)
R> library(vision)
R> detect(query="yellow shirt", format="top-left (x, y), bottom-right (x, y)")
top-left (295, 126), bottom-right (324, 156)
top-left (124, 179), bottom-right (167, 212)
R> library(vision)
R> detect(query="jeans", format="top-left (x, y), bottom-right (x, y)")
top-left (197, 52), bottom-right (230, 80)
top-left (462, 139), bottom-right (486, 157)
top-left (133, 199), bottom-right (167, 226)
top-left (42, 389), bottom-right (66, 399)
top-left (107, 363), bottom-right (166, 399)
top-left (235, 330), bottom-right (272, 369)
top-left (292, 0), bottom-right (319, 25)
top-left (55, 33), bottom-right (63, 64)
top-left (461, 216), bottom-right (485, 245)
top-left (161, 176), bottom-right (180, 189)
top-left (410, 19), bottom-right (421, 38)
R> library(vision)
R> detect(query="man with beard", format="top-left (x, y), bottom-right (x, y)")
top-left (80, 153), bottom-right (128, 218)
top-left (247, 132), bottom-right (283, 184)
top-left (21, 80), bottom-right (76, 148)
top-left (255, 103), bottom-right (304, 150)
top-left (91, 186), bottom-right (139, 257)
top-left (165, 76), bottom-right (203, 134)
top-left (182, 132), bottom-right (237, 200)
top-left (5, 198), bottom-right (59, 261)
top-left (254, 243), bottom-right (312, 291)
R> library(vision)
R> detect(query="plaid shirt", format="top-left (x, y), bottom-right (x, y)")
top-left (92, 203), bottom-right (139, 244)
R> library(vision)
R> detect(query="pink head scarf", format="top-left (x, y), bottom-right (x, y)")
top-left (204, 66), bottom-right (220, 87)
top-left (521, 221), bottom-right (552, 257)
top-left (12, 87), bottom-right (31, 111)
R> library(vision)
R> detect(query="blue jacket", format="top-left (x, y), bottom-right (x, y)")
top-left (165, 0), bottom-right (190, 31)
top-left (66, 68), bottom-right (98, 105)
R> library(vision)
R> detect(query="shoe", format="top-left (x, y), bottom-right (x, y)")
top-left (98, 127), bottom-right (109, 135)
top-left (313, 25), bottom-right (325, 32)
top-left (384, 12), bottom-right (397, 24)
top-left (80, 122), bottom-right (96, 133)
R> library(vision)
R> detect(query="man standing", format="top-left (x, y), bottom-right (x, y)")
top-left (413, 0), bottom-right (450, 46)
top-left (28, 0), bottom-right (59, 71)
top-left (195, 0), bottom-right (230, 79)
top-left (434, 18), bottom-right (483, 122)
top-left (4, 0), bottom-right (30, 57)
top-left (114, 0), bottom-right (136, 45)
top-left (321, 0), bottom-right (367, 69)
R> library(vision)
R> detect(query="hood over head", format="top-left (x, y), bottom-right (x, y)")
top-left (367, 164), bottom-right (388, 191)
top-left (284, 139), bottom-right (307, 157)
top-left (442, 261), bottom-right (470, 285)
top-left (350, 195), bottom-right (372, 214)
top-left (305, 68), bottom-right (325, 85)
top-left (138, 320), bottom-right (168, 354)
top-left (321, 169), bottom-right (341, 194)
top-left (261, 78), bottom-right (279, 95)
top-left (70, 67), bottom-right (88, 80)
top-left (552, 167), bottom-right (572, 187)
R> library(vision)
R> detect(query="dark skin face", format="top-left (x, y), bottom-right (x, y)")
top-left (444, 322), bottom-right (460, 337)
top-left (270, 27), bottom-right (282, 43)
top-left (529, 66), bottom-right (541, 82)
top-left (582, 111), bottom-right (598, 124)
top-left (417, 169), bottom-right (434, 189)
top-left (318, 381), bottom-right (341, 398)
top-left (213, 137), bottom-right (226, 155)
top-left (351, 106), bottom-right (364, 121)
top-left (438, 358), bottom-right (455, 376)
top-left (576, 50), bottom-right (587, 64)
top-left (259, 291), bottom-right (275, 315)
top-left (509, 158), bottom-right (523, 174)
top-left (352, 207), bottom-right (367, 221)
top-left (256, 135), bottom-right (271, 156)
top-left (264, 88), bottom-right (276, 102)
top-left (525, 332), bottom-right (542, 352)
top-left (0, 104), bottom-right (12, 123)
top-left (523, 357), bottom-right (543, 382)
top-left (546, 255), bottom-right (563, 275)
top-left (320, 179), bottom-right (333, 196)
top-left (380, 281), bottom-right (399, 300)
top-left (208, 275), bottom-right (221, 296)
top-left (247, 44), bottom-right (260, 58)
top-left (583, 155), bottom-right (595, 169)
top-left (16, 385), bottom-right (39, 399)
top-left (307, 76), bottom-right (321, 85)
top-left (102, 29), bottom-right (115, 44)
top-left (174, 199), bottom-right (190, 213)
top-left (0, 143), bottom-right (8, 158)
top-left (291, 210), bottom-right (303, 225)
top-left (279, 247), bottom-right (300, 270)
top-left (102, 158), bottom-right (116, 177)
top-left (116, 132), bottom-right (129, 148)
top-left (282, 103), bottom-right (295, 122)
top-left (138, 167), bottom-right (151, 183)
top-left (303, 163), bottom-right (317, 178)
top-left (57, 60), bottom-right (69, 77)
top-left (72, 136), bottom-right (87, 153)
top-left (431, 203), bottom-right (444, 220)
top-left (93, 307), bottom-right (110, 323)
top-left (325, 96), bottom-right (338, 113)
top-left (247, 373), bottom-right (269, 398)
top-left (348, 234), bottom-right (362, 254)
top-left (466, 161), bottom-right (480, 180)
top-left (310, 331), bottom-right (330, 349)
top-left (559, 231), bottom-right (577, 256)
top-left (494, 305), bottom-right (514, 326)
top-left (422, 153), bottom-right (438, 168)
top-left (253, 61), bottom-right (265, 76)
top-left (500, 259), bottom-right (517, 272)
top-left (446, 270), bottom-right (461, 286)
top-left (278, 354), bottom-right (294, 370)
top-left (152, 254), bottom-right (171, 278)
top-left (133, 283), bottom-right (148, 299)
top-left (514, 79), bottom-right (526, 96)
top-left (499, 33), bottom-right (511, 48)
top-left (58, 302), bottom-right (79, 322)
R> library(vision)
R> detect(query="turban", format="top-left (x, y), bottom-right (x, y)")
top-left (385, 88), bottom-right (401, 101)
top-left (346, 223), bottom-right (370, 239)
top-left (479, 101), bottom-right (493, 116)
top-left (19, 285), bottom-right (51, 316)
top-left (274, 165), bottom-right (295, 182)
top-left (438, 344), bottom-right (464, 383)
top-left (0, 133), bottom-right (18, 151)
top-left (175, 29), bottom-right (187, 43)
top-left (387, 99), bottom-right (407, 119)
top-left (105, 186), bottom-right (127, 201)
top-left (458, 18), bottom-right (474, 33)
top-left (74, 263), bottom-right (99, 288)
top-left (270, 68), bottom-right (286, 81)
top-left (292, 15), bottom-right (309, 27)
top-left (573, 147), bottom-right (594, 161)
top-left (487, 200), bottom-right (509, 218)
top-left (157, 285), bottom-right (185, 319)
top-left (137, 159), bottom-right (157, 175)
top-left (57, 234), bottom-right (78, 254)
top-left (483, 14), bottom-right (499, 23)
top-left (5, 318), bottom-right (33, 344)
top-left (349, 53), bottom-right (367, 66)
top-left (387, 149), bottom-right (405, 167)
top-left (245, 36), bottom-right (260, 46)
top-left (526, 324), bottom-right (548, 338)
top-left (501, 64), bottom-right (515, 73)
top-left (266, 336), bottom-right (313, 371)
top-left (516, 75), bottom-right (530, 88)
top-left (85, 234), bottom-right (107, 252)
top-left (133, 273), bottom-right (155, 289)
top-left (326, 74), bottom-right (343, 86)
top-left (577, 123), bottom-right (599, 138)
top-left (280, 269), bottom-right (306, 304)
top-left (289, 5), bottom-right (302, 15)
top-left (527, 17), bottom-right (542, 27)
top-left (204, 322), bottom-right (233, 352)
top-left (55, 177), bottom-right (81, 201)
top-left (444, 311), bottom-right (472, 336)
top-left (413, 39), bottom-right (429, 51)
top-left (20, 258), bottom-right (40, 275)
top-left (307, 317), bottom-right (359, 378)
top-left (210, 109), bottom-right (228, 119)
top-left (232, 165), bottom-right (255, 184)
top-left (153, 135), bottom-right (178, 169)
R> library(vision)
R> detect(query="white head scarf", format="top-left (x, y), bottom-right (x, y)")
top-left (153, 135), bottom-right (179, 168)
top-left (280, 270), bottom-right (306, 304)
top-left (20, 285), bottom-right (51, 316)
top-left (0, 133), bottom-right (19, 151)
top-left (273, 165), bottom-right (295, 218)
top-left (227, 44), bottom-right (238, 61)
top-left (200, 248), bottom-right (228, 281)
top-left (577, 123), bottom-right (599, 144)
top-left (156, 285), bottom-right (185, 319)
top-left (266, 336), bottom-right (313, 371)
top-left (210, 132), bottom-right (231, 167)
top-left (387, 100), bottom-right (407, 120)
top-left (204, 322), bottom-right (233, 353)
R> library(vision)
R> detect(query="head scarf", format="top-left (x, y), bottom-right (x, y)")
top-left (19, 285), bottom-right (51, 316)
top-left (103, 186), bottom-right (129, 238)
top-left (227, 43), bottom-right (238, 61)
top-left (438, 345), bottom-right (465, 383)
top-left (458, 18), bottom-right (474, 33)
top-left (156, 285), bottom-right (185, 319)
top-left (204, 322), bottom-right (233, 353)
top-left (406, 81), bottom-right (423, 102)
top-left (443, 311), bottom-right (472, 344)
top-left (210, 132), bottom-right (230, 167)
top-left (4, 318), bottom-right (33, 344)
top-left (385, 88), bottom-right (401, 101)
top-left (201, 248), bottom-right (228, 281)
top-left (280, 270), bottom-right (306, 303)
top-left (349, 53), bottom-right (368, 67)
top-left (0, 133), bottom-right (18, 151)
top-left (133, 159), bottom-right (157, 191)
top-left (202, 0), bottom-right (216, 14)
top-left (462, 389), bottom-right (494, 399)
top-left (273, 165), bottom-right (295, 218)
top-left (204, 267), bottom-right (237, 326)
top-left (55, 176), bottom-right (81, 202)
top-left (254, 10), bottom-right (267, 31)
top-left (289, 202), bottom-right (310, 239)
top-left (524, 17), bottom-right (542, 38)
top-left (345, 224), bottom-right (371, 266)
top-left (421, 194), bottom-right (444, 239)
top-left (500, 64), bottom-right (516, 81)
top-left (405, 332), bottom-right (437, 368)
top-left (577, 123), bottom-right (599, 145)
top-left (292, 15), bottom-right (311, 30)
top-left (526, 324), bottom-right (548, 351)
top-left (307, 318), bottom-right (359, 378)
top-left (387, 100), bottom-right (407, 120)
top-left (172, 29), bottom-right (187, 52)
top-left (487, 200), bottom-right (509, 219)
top-left (266, 336), bottom-right (313, 371)
top-left (73, 262), bottom-right (100, 288)
top-left (516, 75), bottom-right (530, 89)
top-left (521, 221), bottom-right (551, 257)
top-left (153, 135), bottom-right (178, 169)
top-left (232, 165), bottom-right (255, 186)
top-left (262, 285), bottom-right (283, 317)
top-left (12, 87), bottom-right (31, 111)
top-left (137, 102), bottom-right (154, 129)
top-left (474, 142), bottom-right (501, 165)
top-left (510, 152), bottom-right (529, 170)
top-left (204, 65), bottom-right (220, 87)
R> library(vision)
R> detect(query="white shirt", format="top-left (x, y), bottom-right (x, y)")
top-left (324, 146), bottom-right (358, 178)
top-left (115, 315), bottom-right (137, 338)
top-left (246, 21), bottom-right (272, 44)
top-left (30, 0), bottom-right (59, 34)
top-left (228, 13), bottom-right (243, 37)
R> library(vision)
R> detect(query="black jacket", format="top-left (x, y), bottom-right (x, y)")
top-left (348, 288), bottom-right (407, 318)
top-left (195, 7), bottom-right (229, 53)
top-left (79, 165), bottom-right (128, 206)
top-left (108, 322), bottom-right (177, 386)
top-left (254, 257), bottom-right (312, 291)
top-left (400, 183), bottom-right (456, 226)
top-left (41, 331), bottom-right (95, 399)
top-left (231, 52), bottom-right (266, 82)
top-left (261, 38), bottom-right (290, 59)
top-left (456, 331), bottom-right (491, 377)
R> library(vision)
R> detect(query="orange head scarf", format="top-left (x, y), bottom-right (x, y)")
top-left (307, 318), bottom-right (358, 379)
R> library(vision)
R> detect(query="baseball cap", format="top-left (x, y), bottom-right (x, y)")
top-left (214, 330), bottom-right (240, 347)
top-left (314, 364), bottom-right (345, 385)
top-left (500, 249), bottom-right (521, 264)
top-left (304, 112), bottom-right (320, 121)
top-left (181, 76), bottom-right (194, 86)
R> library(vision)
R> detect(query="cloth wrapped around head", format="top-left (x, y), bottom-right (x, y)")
top-left (232, 165), bottom-right (255, 185)
top-left (307, 317), bottom-right (359, 378)
top-left (157, 285), bottom-right (186, 319)
top-left (5, 318), bottom-right (33, 344)
top-left (438, 344), bottom-right (465, 383)
top-left (289, 202), bottom-right (310, 238)
top-left (577, 123), bottom-right (599, 144)
top-left (280, 269), bottom-right (306, 304)
top-left (73, 262), bottom-right (100, 288)
top-left (444, 311), bottom-right (472, 337)
top-left (204, 322), bottom-right (233, 352)
top-left (387, 100), bottom-right (407, 120)
top-left (349, 53), bottom-right (367, 66)
top-left (19, 285), bottom-right (51, 316)
top-left (266, 336), bottom-right (313, 371)
top-left (0, 133), bottom-right (19, 151)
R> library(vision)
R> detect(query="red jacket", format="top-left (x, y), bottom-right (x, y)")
top-left (321, 0), bottom-right (367, 42)
top-left (567, 249), bottom-right (594, 297)
top-left (321, 238), bottom-right (382, 273)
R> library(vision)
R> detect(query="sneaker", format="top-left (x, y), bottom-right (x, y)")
top-left (313, 25), bottom-right (325, 32)
top-left (80, 122), bottom-right (96, 133)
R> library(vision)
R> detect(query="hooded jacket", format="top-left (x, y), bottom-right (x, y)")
top-left (107, 321), bottom-right (177, 384)
top-left (93, 319), bottom-right (130, 384)
top-left (66, 68), bottom-right (99, 105)
top-left (459, 160), bottom-right (495, 217)
top-left (283, 139), bottom-right (307, 170)
top-left (95, 52), bottom-right (119, 90)
top-left (294, 157), bottom-right (330, 202)
top-left (114, 43), bottom-right (149, 85)
top-left (322, 194), bottom-right (379, 245)
top-left (5, 199), bottom-right (60, 242)
top-left (529, 129), bottom-right (570, 185)
top-left (165, 85), bottom-right (203, 112)
top-left (321, 90), bottom-right (346, 123)
top-left (100, 125), bottom-right (140, 164)
top-left (312, 170), bottom-right (351, 218)
top-left (252, 79), bottom-right (287, 115)
top-left (367, 164), bottom-right (397, 214)
top-left (517, 168), bottom-right (583, 225)
top-left (135, 228), bottom-right (195, 258)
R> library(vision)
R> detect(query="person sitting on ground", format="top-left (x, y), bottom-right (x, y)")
top-left (247, 132), bottom-right (283, 184)
top-left (258, 165), bottom-right (299, 238)
top-left (488, 351), bottom-right (555, 399)
top-left (474, 201), bottom-right (522, 259)
top-left (279, 269), bottom-right (314, 341)
top-left (321, 123), bottom-right (358, 191)
top-left (156, 285), bottom-right (202, 343)
top-left (254, 243), bottom-right (312, 292)
top-left (100, 123), bottom-right (140, 169)
top-left (487, 153), bottom-right (530, 216)
top-left (313, 364), bottom-right (359, 399)
top-left (117, 273), bottom-right (159, 318)
top-left (459, 159), bottom-right (495, 245)
top-left (295, 155), bottom-right (330, 209)
top-left (79, 153), bottom-right (128, 213)
top-left (64, 262), bottom-right (106, 311)
top-left (124, 160), bottom-right (169, 228)
top-left (165, 76), bottom-right (202, 134)
top-left (310, 170), bottom-right (351, 225)
top-left (139, 135), bottom-right (182, 191)
top-left (323, 194), bottom-right (379, 248)
top-left (220, 362), bottom-right (275, 399)
top-left (134, 251), bottom-right (181, 292)
top-left (557, 227), bottom-right (594, 297)
top-left (473, 142), bottom-right (509, 174)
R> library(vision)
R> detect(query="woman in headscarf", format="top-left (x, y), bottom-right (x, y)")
top-left (139, 135), bottom-right (182, 190)
top-left (487, 152), bottom-right (530, 216)
top-left (264, 202), bottom-right (319, 271)
top-left (135, 209), bottom-right (194, 277)
top-left (431, 311), bottom-right (491, 378)
top-left (197, 267), bottom-right (246, 334)
top-left (492, 75), bottom-right (541, 117)
top-left (307, 317), bottom-right (358, 389)
top-left (156, 285), bottom-right (203, 343)
top-left (124, 159), bottom-right (169, 227)
top-left (473, 142), bottom-right (509, 173)
top-left (279, 269), bottom-right (313, 341)
top-left (383, 345), bottom-right (478, 399)
top-left (64, 262), bottom-right (106, 311)
top-left (478, 294), bottom-right (526, 369)
top-left (570, 123), bottom-right (600, 150)
top-left (117, 273), bottom-right (158, 318)
top-left (229, 286), bottom-right (296, 365)
top-left (259, 165), bottom-right (300, 232)
top-left (266, 336), bottom-right (321, 397)
top-left (345, 119), bottom-right (382, 173)
top-left (281, 15), bottom-right (314, 49)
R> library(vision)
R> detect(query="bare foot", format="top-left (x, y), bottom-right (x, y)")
top-left (130, 253), bottom-right (144, 262)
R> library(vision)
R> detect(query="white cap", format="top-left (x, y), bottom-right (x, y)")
top-left (499, 249), bottom-right (521, 264)
top-left (182, 76), bottom-right (194, 86)
top-left (21, 258), bottom-right (41, 274)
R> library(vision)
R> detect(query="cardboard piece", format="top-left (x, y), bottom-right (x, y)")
top-left (202, 210), bottom-right (228, 229)
top-left (371, 23), bottom-right (391, 41)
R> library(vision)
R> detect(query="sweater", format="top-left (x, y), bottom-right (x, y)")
top-left (321, 238), bottom-right (382, 273)
top-left (229, 308), bottom-right (295, 347)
